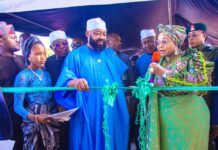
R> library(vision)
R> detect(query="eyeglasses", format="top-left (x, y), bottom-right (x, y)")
top-left (53, 41), bottom-right (68, 49)
top-left (155, 39), bottom-right (169, 47)
top-left (187, 33), bottom-right (202, 39)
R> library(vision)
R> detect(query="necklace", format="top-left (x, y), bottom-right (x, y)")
top-left (28, 66), bottom-right (43, 81)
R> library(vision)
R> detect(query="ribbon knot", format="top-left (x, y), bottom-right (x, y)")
top-left (132, 77), bottom-right (152, 99)
top-left (102, 83), bottom-right (118, 107)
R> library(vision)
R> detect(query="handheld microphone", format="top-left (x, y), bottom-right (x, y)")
top-left (148, 51), bottom-right (161, 83)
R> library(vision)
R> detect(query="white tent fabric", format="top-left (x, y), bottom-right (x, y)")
top-left (0, 0), bottom-right (153, 13)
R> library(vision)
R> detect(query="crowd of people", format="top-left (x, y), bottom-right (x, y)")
top-left (0, 17), bottom-right (218, 150)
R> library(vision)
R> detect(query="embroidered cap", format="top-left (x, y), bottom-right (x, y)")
top-left (86, 18), bottom-right (107, 31)
top-left (140, 29), bottom-right (156, 41)
top-left (49, 30), bottom-right (67, 43)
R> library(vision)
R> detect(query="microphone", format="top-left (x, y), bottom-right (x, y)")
top-left (148, 51), bottom-right (161, 83)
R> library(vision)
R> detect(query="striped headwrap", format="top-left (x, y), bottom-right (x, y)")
top-left (23, 36), bottom-right (43, 65)
top-left (157, 24), bottom-right (186, 47)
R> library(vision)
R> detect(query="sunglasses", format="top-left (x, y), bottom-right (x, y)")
top-left (53, 41), bottom-right (68, 49)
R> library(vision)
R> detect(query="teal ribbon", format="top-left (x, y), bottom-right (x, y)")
top-left (101, 83), bottom-right (118, 150)
top-left (1, 87), bottom-right (76, 93)
top-left (2, 85), bottom-right (218, 150)
top-left (2, 86), bottom-right (218, 93)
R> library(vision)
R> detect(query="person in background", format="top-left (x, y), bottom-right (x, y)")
top-left (55, 17), bottom-right (129, 150)
top-left (186, 23), bottom-right (218, 62)
top-left (134, 29), bottom-right (156, 79)
top-left (130, 29), bottom-right (156, 150)
top-left (46, 30), bottom-right (70, 150)
top-left (106, 33), bottom-right (134, 89)
top-left (187, 23), bottom-right (218, 148)
top-left (14, 36), bottom-right (60, 149)
top-left (19, 32), bottom-right (31, 56)
top-left (106, 32), bottom-right (134, 149)
top-left (46, 30), bottom-right (70, 85)
top-left (71, 37), bottom-right (84, 50)
top-left (0, 21), bottom-right (24, 149)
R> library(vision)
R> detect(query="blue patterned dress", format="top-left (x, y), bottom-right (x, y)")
top-left (14, 69), bottom-right (59, 150)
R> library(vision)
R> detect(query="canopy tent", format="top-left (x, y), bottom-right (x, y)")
top-left (0, 0), bottom-right (152, 13)
top-left (0, 0), bottom-right (217, 48)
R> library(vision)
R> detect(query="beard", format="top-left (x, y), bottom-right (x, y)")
top-left (11, 47), bottom-right (20, 52)
top-left (9, 46), bottom-right (20, 52)
top-left (89, 36), bottom-right (106, 50)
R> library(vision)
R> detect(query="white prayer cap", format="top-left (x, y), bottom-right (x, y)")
top-left (140, 29), bottom-right (156, 41)
top-left (49, 30), bottom-right (67, 43)
top-left (86, 18), bottom-right (107, 31)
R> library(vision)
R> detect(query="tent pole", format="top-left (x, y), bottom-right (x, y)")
top-left (168, 0), bottom-right (172, 25)
top-left (7, 13), bottom-right (54, 32)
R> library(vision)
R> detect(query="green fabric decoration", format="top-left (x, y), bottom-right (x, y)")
top-left (132, 77), bottom-right (153, 150)
top-left (101, 83), bottom-right (118, 150)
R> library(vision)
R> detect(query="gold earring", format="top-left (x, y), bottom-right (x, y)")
top-left (175, 47), bottom-right (179, 55)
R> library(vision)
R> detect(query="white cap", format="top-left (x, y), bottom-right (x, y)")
top-left (49, 30), bottom-right (67, 43)
top-left (86, 18), bottom-right (107, 31)
top-left (140, 29), bottom-right (156, 41)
